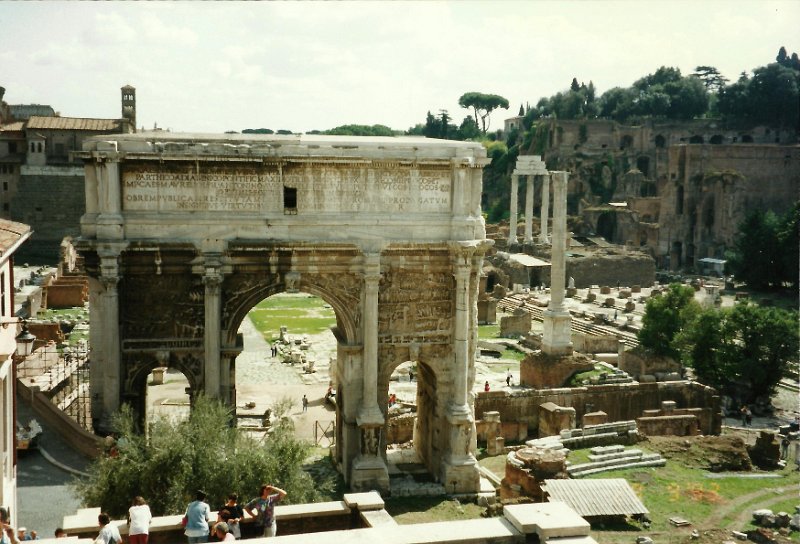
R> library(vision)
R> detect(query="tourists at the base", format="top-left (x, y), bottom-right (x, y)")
top-left (212, 523), bottom-right (234, 542)
top-left (0, 507), bottom-right (20, 544)
top-left (127, 496), bottom-right (152, 544)
top-left (217, 493), bottom-right (243, 539)
top-left (184, 490), bottom-right (211, 543)
top-left (95, 513), bottom-right (122, 544)
top-left (245, 484), bottom-right (287, 537)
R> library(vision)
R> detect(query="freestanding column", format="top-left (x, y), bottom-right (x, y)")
top-left (541, 171), bottom-right (573, 356)
top-left (524, 175), bottom-right (534, 243)
top-left (97, 244), bottom-right (126, 432)
top-left (508, 174), bottom-right (519, 245)
top-left (352, 252), bottom-right (389, 493)
top-left (203, 268), bottom-right (223, 398)
top-left (450, 259), bottom-right (471, 414)
top-left (540, 174), bottom-right (551, 244)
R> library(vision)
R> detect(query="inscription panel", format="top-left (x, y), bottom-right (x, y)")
top-left (121, 163), bottom-right (452, 214)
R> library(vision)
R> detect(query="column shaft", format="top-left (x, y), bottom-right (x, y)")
top-left (508, 175), bottom-right (519, 244)
top-left (524, 175), bottom-right (534, 243)
top-left (452, 262), bottom-right (470, 410)
top-left (101, 277), bottom-right (120, 418)
top-left (549, 171), bottom-right (568, 310)
top-left (204, 274), bottom-right (222, 398)
top-left (358, 254), bottom-right (383, 425)
top-left (540, 175), bottom-right (551, 244)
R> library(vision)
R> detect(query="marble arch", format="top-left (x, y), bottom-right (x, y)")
top-left (75, 133), bottom-right (491, 493)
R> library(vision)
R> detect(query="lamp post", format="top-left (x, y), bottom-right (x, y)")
top-left (15, 321), bottom-right (36, 360)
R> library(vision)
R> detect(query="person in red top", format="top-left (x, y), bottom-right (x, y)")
top-left (484, 381), bottom-right (490, 392)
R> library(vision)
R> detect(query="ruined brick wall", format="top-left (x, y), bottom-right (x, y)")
top-left (565, 252), bottom-right (655, 288)
top-left (44, 282), bottom-right (88, 308)
top-left (572, 333), bottom-right (619, 355)
top-left (474, 381), bottom-right (721, 438)
top-left (386, 412), bottom-right (415, 444)
top-left (620, 347), bottom-right (681, 379)
top-left (637, 414), bottom-right (700, 436)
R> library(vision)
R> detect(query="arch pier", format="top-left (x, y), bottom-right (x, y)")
top-left (75, 133), bottom-right (491, 494)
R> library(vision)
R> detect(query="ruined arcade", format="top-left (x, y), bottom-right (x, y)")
top-left (74, 133), bottom-right (491, 494)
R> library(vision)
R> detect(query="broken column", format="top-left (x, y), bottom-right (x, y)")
top-left (524, 175), bottom-right (534, 243)
top-left (541, 171), bottom-right (573, 356)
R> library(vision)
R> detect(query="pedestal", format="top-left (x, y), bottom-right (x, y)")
top-left (541, 309), bottom-right (573, 356)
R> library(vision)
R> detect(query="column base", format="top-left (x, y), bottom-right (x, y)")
top-left (440, 456), bottom-right (480, 495)
top-left (96, 214), bottom-right (124, 240)
top-left (541, 308), bottom-right (573, 356)
top-left (350, 455), bottom-right (390, 494)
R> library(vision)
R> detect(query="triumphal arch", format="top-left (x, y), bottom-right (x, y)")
top-left (75, 133), bottom-right (490, 493)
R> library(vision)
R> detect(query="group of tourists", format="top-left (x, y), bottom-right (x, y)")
top-left (89, 485), bottom-right (287, 544)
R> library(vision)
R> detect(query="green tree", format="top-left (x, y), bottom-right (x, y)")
top-left (458, 92), bottom-right (510, 134)
top-left (324, 124), bottom-right (396, 136)
top-left (675, 308), bottom-right (730, 390)
top-left (726, 208), bottom-right (786, 290)
top-left (74, 396), bottom-right (327, 518)
top-left (692, 66), bottom-right (729, 92)
top-left (638, 283), bottom-right (699, 358)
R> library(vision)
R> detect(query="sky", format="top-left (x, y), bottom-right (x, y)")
top-left (1, 1), bottom-right (798, 134)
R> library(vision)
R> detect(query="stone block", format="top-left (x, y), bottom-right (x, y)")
top-left (504, 501), bottom-right (590, 539)
top-left (582, 411), bottom-right (608, 427)
top-left (343, 491), bottom-right (385, 511)
top-left (625, 301), bottom-right (635, 312)
top-left (500, 311), bottom-right (531, 337)
top-left (600, 286), bottom-right (611, 294)
top-left (539, 402), bottom-right (576, 438)
top-left (618, 289), bottom-right (631, 299)
top-left (566, 287), bottom-right (578, 298)
top-left (631, 285), bottom-right (641, 293)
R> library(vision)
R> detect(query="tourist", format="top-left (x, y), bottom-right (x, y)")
top-left (212, 523), bottom-right (234, 542)
top-left (245, 484), bottom-right (287, 537)
top-left (740, 405), bottom-right (749, 426)
top-left (484, 381), bottom-right (490, 392)
top-left (54, 529), bottom-right (67, 539)
top-left (15, 530), bottom-right (25, 542)
top-left (781, 436), bottom-right (790, 460)
top-left (95, 513), bottom-right (122, 544)
top-left (506, 370), bottom-right (512, 387)
top-left (183, 490), bottom-right (211, 543)
top-left (302, 394), bottom-right (308, 412)
top-left (127, 496), bottom-right (152, 544)
top-left (218, 493), bottom-right (243, 539)
top-left (0, 508), bottom-right (18, 544)
top-left (408, 370), bottom-right (414, 381)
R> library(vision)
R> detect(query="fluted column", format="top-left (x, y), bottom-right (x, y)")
top-left (540, 174), bottom-right (551, 244)
top-left (97, 157), bottom-right (124, 240)
top-left (541, 171), bottom-right (573, 356)
top-left (203, 267), bottom-right (223, 398)
top-left (450, 258), bottom-right (471, 414)
top-left (357, 253), bottom-right (383, 426)
top-left (508, 174), bottom-right (519, 245)
top-left (97, 244), bottom-right (126, 431)
top-left (524, 175), bottom-right (534, 243)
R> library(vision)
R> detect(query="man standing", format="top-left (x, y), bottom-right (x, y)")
top-left (302, 395), bottom-right (308, 412)
top-left (95, 514), bottom-right (122, 544)
top-left (245, 484), bottom-right (287, 537)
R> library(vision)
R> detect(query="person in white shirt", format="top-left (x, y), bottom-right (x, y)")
top-left (95, 513), bottom-right (121, 544)
top-left (0, 507), bottom-right (19, 544)
top-left (127, 497), bottom-right (152, 544)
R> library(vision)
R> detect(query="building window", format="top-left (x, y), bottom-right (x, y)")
top-left (8, 142), bottom-right (16, 154)
top-left (36, 142), bottom-right (43, 153)
top-left (284, 186), bottom-right (298, 214)
top-left (3, 182), bottom-right (7, 191)
top-left (2, 204), bottom-right (8, 212)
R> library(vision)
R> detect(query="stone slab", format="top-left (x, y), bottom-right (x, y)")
top-left (276, 501), bottom-right (350, 519)
top-left (504, 501), bottom-right (591, 539)
top-left (548, 537), bottom-right (599, 544)
top-left (360, 509), bottom-right (398, 528)
top-left (343, 491), bottom-right (385, 511)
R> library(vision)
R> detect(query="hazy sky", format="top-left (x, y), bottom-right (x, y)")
top-left (1, 1), bottom-right (797, 134)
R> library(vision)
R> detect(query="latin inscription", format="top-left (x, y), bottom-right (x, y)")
top-left (122, 165), bottom-right (452, 213)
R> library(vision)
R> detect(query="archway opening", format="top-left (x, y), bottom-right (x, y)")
top-left (596, 212), bottom-right (617, 243)
top-left (655, 134), bottom-right (666, 148)
top-left (383, 359), bottom-right (441, 492)
top-left (689, 135), bottom-right (704, 144)
top-left (145, 368), bottom-right (191, 430)
top-left (233, 291), bottom-right (338, 444)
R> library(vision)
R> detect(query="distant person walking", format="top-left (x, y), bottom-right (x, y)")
top-left (245, 484), bottom-right (287, 537)
top-left (506, 370), bottom-right (512, 387)
top-left (302, 395), bottom-right (308, 412)
top-left (484, 381), bottom-right (490, 392)
top-left (184, 490), bottom-right (211, 544)
top-left (127, 496), bottom-right (152, 544)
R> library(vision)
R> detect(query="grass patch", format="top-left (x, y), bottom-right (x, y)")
top-left (500, 348), bottom-right (525, 361)
top-left (249, 294), bottom-right (335, 338)
top-left (565, 365), bottom-right (605, 386)
top-left (478, 323), bottom-right (500, 339)
top-left (384, 496), bottom-right (484, 524)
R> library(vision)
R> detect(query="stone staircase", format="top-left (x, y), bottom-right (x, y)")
top-left (589, 361), bottom-right (635, 385)
top-left (566, 444), bottom-right (665, 478)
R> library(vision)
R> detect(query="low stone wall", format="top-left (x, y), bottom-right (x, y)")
top-left (28, 322), bottom-right (65, 344)
top-left (474, 381), bottom-right (721, 437)
top-left (572, 333), bottom-right (620, 355)
top-left (386, 412), bottom-right (415, 444)
top-left (45, 281), bottom-right (88, 308)
top-left (565, 252), bottom-right (655, 289)
top-left (620, 347), bottom-right (681, 379)
top-left (16, 379), bottom-right (102, 459)
top-left (637, 414), bottom-right (700, 437)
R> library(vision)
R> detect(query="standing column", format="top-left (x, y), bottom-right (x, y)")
top-left (97, 245), bottom-right (125, 432)
top-left (524, 175), bottom-right (534, 243)
top-left (351, 252), bottom-right (388, 493)
top-left (508, 174), bottom-right (519, 245)
top-left (203, 267), bottom-right (223, 398)
top-left (450, 259), bottom-right (471, 414)
top-left (541, 171), bottom-right (573, 356)
top-left (97, 157), bottom-right (124, 240)
top-left (539, 174), bottom-right (551, 244)
top-left (358, 253), bottom-right (383, 425)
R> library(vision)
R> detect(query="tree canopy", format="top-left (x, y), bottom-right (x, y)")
top-left (458, 92), bottom-right (510, 134)
top-left (637, 283), bottom-right (699, 359)
top-left (74, 396), bottom-right (330, 518)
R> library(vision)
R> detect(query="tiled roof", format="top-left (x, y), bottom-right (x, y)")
top-left (26, 116), bottom-right (122, 131)
top-left (0, 121), bottom-right (25, 131)
top-left (543, 479), bottom-right (649, 517)
top-left (0, 219), bottom-right (31, 256)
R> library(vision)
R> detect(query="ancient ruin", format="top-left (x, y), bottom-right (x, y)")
top-left (75, 133), bottom-right (491, 493)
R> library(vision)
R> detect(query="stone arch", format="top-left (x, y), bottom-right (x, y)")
top-left (689, 135), bottom-right (704, 144)
top-left (596, 211), bottom-right (617, 243)
top-left (741, 134), bottom-right (753, 143)
top-left (620, 135), bottom-right (634, 150)
top-left (122, 352), bottom-right (202, 429)
top-left (222, 278), bottom-right (358, 347)
top-left (655, 134), bottom-right (666, 148)
top-left (709, 134), bottom-right (724, 144)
